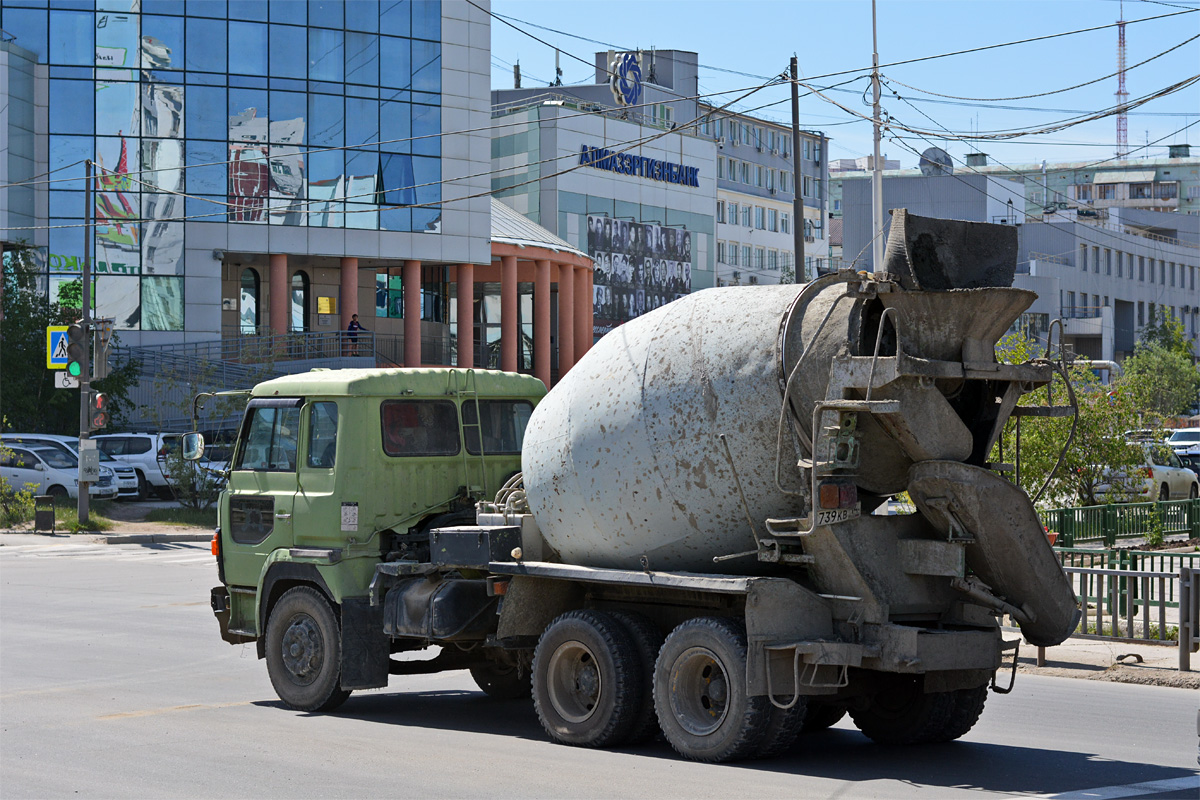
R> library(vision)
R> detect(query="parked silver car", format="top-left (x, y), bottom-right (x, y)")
top-left (0, 445), bottom-right (118, 502)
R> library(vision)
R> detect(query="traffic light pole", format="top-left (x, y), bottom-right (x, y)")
top-left (78, 159), bottom-right (92, 526)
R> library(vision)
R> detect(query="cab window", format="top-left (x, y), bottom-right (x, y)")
top-left (306, 402), bottom-right (339, 468)
top-left (463, 400), bottom-right (534, 455)
top-left (381, 400), bottom-right (460, 456)
top-left (235, 406), bottom-right (301, 471)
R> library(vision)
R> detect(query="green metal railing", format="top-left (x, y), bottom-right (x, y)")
top-left (1040, 499), bottom-right (1200, 547)
top-left (1053, 547), bottom-right (1200, 610)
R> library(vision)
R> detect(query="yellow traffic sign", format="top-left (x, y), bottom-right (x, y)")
top-left (47, 325), bottom-right (69, 369)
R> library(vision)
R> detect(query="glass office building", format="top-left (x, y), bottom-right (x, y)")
top-left (0, 0), bottom-right (492, 348)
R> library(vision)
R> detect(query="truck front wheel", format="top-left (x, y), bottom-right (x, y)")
top-left (265, 586), bottom-right (351, 712)
top-left (532, 610), bottom-right (643, 747)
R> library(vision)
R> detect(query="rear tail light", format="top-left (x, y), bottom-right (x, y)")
top-left (1144, 467), bottom-right (1154, 479)
top-left (211, 533), bottom-right (220, 557)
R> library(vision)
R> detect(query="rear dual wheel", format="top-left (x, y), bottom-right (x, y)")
top-left (849, 675), bottom-right (987, 745)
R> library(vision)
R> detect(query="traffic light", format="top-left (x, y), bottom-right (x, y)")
top-left (89, 392), bottom-right (108, 430)
top-left (66, 322), bottom-right (87, 378)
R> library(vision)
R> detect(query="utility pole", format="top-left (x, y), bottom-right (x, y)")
top-left (789, 56), bottom-right (804, 282)
top-left (870, 0), bottom-right (885, 274)
top-left (78, 159), bottom-right (92, 525)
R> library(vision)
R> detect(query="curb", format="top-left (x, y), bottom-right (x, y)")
top-left (90, 532), bottom-right (213, 545)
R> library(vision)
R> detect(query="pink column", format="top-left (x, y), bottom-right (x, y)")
top-left (269, 253), bottom-right (289, 335)
top-left (557, 261), bottom-right (575, 377)
top-left (534, 259), bottom-right (552, 388)
top-left (456, 263), bottom-right (474, 369)
top-left (403, 259), bottom-right (421, 367)
top-left (501, 255), bottom-right (518, 373)
top-left (574, 266), bottom-right (592, 363)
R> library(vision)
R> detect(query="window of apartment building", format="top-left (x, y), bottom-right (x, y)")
top-left (728, 157), bottom-right (737, 177)
top-left (804, 139), bottom-right (811, 160)
top-left (1105, 249), bottom-right (1112, 275)
top-left (781, 212), bottom-right (790, 234)
top-left (1160, 260), bottom-right (1167, 284)
top-left (754, 206), bottom-right (765, 230)
top-left (1138, 301), bottom-right (1144, 326)
top-left (1116, 252), bottom-right (1123, 278)
top-left (741, 205), bottom-right (751, 227)
top-left (717, 241), bottom-right (725, 263)
top-left (768, 208), bottom-right (778, 232)
top-left (1130, 183), bottom-right (1152, 200)
top-left (729, 202), bottom-right (740, 225)
top-left (714, 118), bottom-right (724, 138)
top-left (782, 136), bottom-right (790, 158)
top-left (803, 176), bottom-right (813, 197)
top-left (1066, 291), bottom-right (1075, 314)
top-left (1097, 184), bottom-right (1116, 201)
top-left (1076, 184), bottom-right (1093, 201)
top-left (1149, 301), bottom-right (1156, 322)
top-left (1030, 191), bottom-right (1044, 205)
top-left (768, 250), bottom-right (779, 270)
top-left (741, 162), bottom-right (751, 183)
top-left (756, 165), bottom-right (764, 187)
top-left (767, 169), bottom-right (776, 191)
top-left (833, 198), bottom-right (840, 212)
top-left (1080, 245), bottom-right (1087, 271)
top-left (1092, 246), bottom-right (1100, 273)
top-left (716, 200), bottom-right (725, 224)
top-left (1157, 183), bottom-right (1178, 200)
top-left (1139, 255), bottom-right (1145, 281)
top-left (1103, 296), bottom-right (1109, 307)
top-left (741, 245), bottom-right (752, 267)
top-left (1170, 262), bottom-right (1176, 287)
top-left (717, 159), bottom-right (724, 179)
top-left (754, 247), bottom-right (765, 269)
top-left (1191, 265), bottom-right (1196, 290)
top-left (782, 251), bottom-right (793, 270)
top-left (740, 123), bottom-right (750, 144)
top-left (805, 219), bottom-right (814, 239)
top-left (813, 142), bottom-right (821, 163)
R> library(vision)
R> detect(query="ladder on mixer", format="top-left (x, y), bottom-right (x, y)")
top-left (448, 369), bottom-right (489, 500)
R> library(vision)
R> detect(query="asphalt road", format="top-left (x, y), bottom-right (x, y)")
top-left (1, 541), bottom-right (1197, 799)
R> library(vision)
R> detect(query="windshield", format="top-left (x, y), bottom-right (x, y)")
top-left (1168, 430), bottom-right (1200, 444)
top-left (32, 447), bottom-right (77, 469)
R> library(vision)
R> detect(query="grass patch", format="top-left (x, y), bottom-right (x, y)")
top-left (51, 500), bottom-right (116, 533)
top-left (144, 506), bottom-right (217, 528)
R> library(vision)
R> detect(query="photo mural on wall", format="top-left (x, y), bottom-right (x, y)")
top-left (586, 215), bottom-right (692, 336)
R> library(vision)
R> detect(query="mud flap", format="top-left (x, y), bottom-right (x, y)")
top-left (341, 597), bottom-right (389, 690)
top-left (908, 460), bottom-right (1080, 647)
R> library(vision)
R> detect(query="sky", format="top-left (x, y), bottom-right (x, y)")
top-left (489, 0), bottom-right (1200, 171)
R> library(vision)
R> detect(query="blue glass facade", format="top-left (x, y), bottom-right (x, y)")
top-left (0, 0), bottom-right (443, 331)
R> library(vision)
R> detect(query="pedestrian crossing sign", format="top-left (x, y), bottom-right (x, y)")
top-left (47, 326), bottom-right (69, 369)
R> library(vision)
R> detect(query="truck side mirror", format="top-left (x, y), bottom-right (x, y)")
top-left (182, 432), bottom-right (205, 461)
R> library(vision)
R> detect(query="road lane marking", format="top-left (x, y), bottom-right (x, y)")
top-left (1036, 775), bottom-right (1200, 799)
top-left (97, 701), bottom-right (256, 720)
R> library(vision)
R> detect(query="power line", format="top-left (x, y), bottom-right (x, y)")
top-left (883, 32), bottom-right (1199, 103)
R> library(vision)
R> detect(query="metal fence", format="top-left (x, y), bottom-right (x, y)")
top-left (1040, 499), bottom-right (1200, 546)
top-left (1052, 566), bottom-right (1199, 671)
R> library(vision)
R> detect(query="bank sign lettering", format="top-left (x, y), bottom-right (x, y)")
top-left (578, 146), bottom-right (700, 187)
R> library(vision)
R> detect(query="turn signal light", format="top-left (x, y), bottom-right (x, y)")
top-left (211, 533), bottom-right (220, 557)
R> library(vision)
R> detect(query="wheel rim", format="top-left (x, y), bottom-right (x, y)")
top-left (280, 613), bottom-right (324, 686)
top-left (545, 641), bottom-right (601, 724)
top-left (668, 646), bottom-right (731, 736)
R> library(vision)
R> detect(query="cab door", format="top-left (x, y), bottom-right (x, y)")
top-left (222, 398), bottom-right (302, 590)
top-left (293, 400), bottom-right (342, 548)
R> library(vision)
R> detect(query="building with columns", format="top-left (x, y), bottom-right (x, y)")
top-left (2, 2), bottom-right (594, 391)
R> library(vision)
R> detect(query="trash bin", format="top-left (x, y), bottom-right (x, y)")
top-left (33, 495), bottom-right (55, 534)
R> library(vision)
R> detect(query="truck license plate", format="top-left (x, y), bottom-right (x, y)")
top-left (815, 506), bottom-right (860, 526)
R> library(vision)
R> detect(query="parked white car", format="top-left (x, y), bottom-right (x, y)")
top-left (1, 434), bottom-right (140, 500)
top-left (1167, 428), bottom-right (1200, 448)
top-left (1096, 442), bottom-right (1200, 501)
top-left (0, 445), bottom-right (118, 502)
top-left (91, 433), bottom-right (177, 499)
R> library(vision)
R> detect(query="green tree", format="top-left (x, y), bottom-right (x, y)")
top-left (993, 331), bottom-right (1144, 508)
top-left (1, 247), bottom-right (140, 434)
top-left (1121, 309), bottom-right (1199, 421)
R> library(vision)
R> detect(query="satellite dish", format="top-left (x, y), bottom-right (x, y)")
top-left (919, 147), bottom-right (954, 176)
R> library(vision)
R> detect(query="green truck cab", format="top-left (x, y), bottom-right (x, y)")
top-left (199, 367), bottom-right (545, 710)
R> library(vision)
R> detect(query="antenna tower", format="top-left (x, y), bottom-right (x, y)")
top-left (1115, 1), bottom-right (1129, 159)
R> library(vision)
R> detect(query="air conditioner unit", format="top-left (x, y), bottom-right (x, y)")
top-left (771, 148), bottom-right (780, 156)
top-left (805, 236), bottom-right (815, 243)
top-left (769, 187), bottom-right (777, 195)
top-left (756, 144), bottom-right (764, 152)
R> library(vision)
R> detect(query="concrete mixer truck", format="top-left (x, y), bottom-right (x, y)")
top-left (191, 211), bottom-right (1080, 763)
